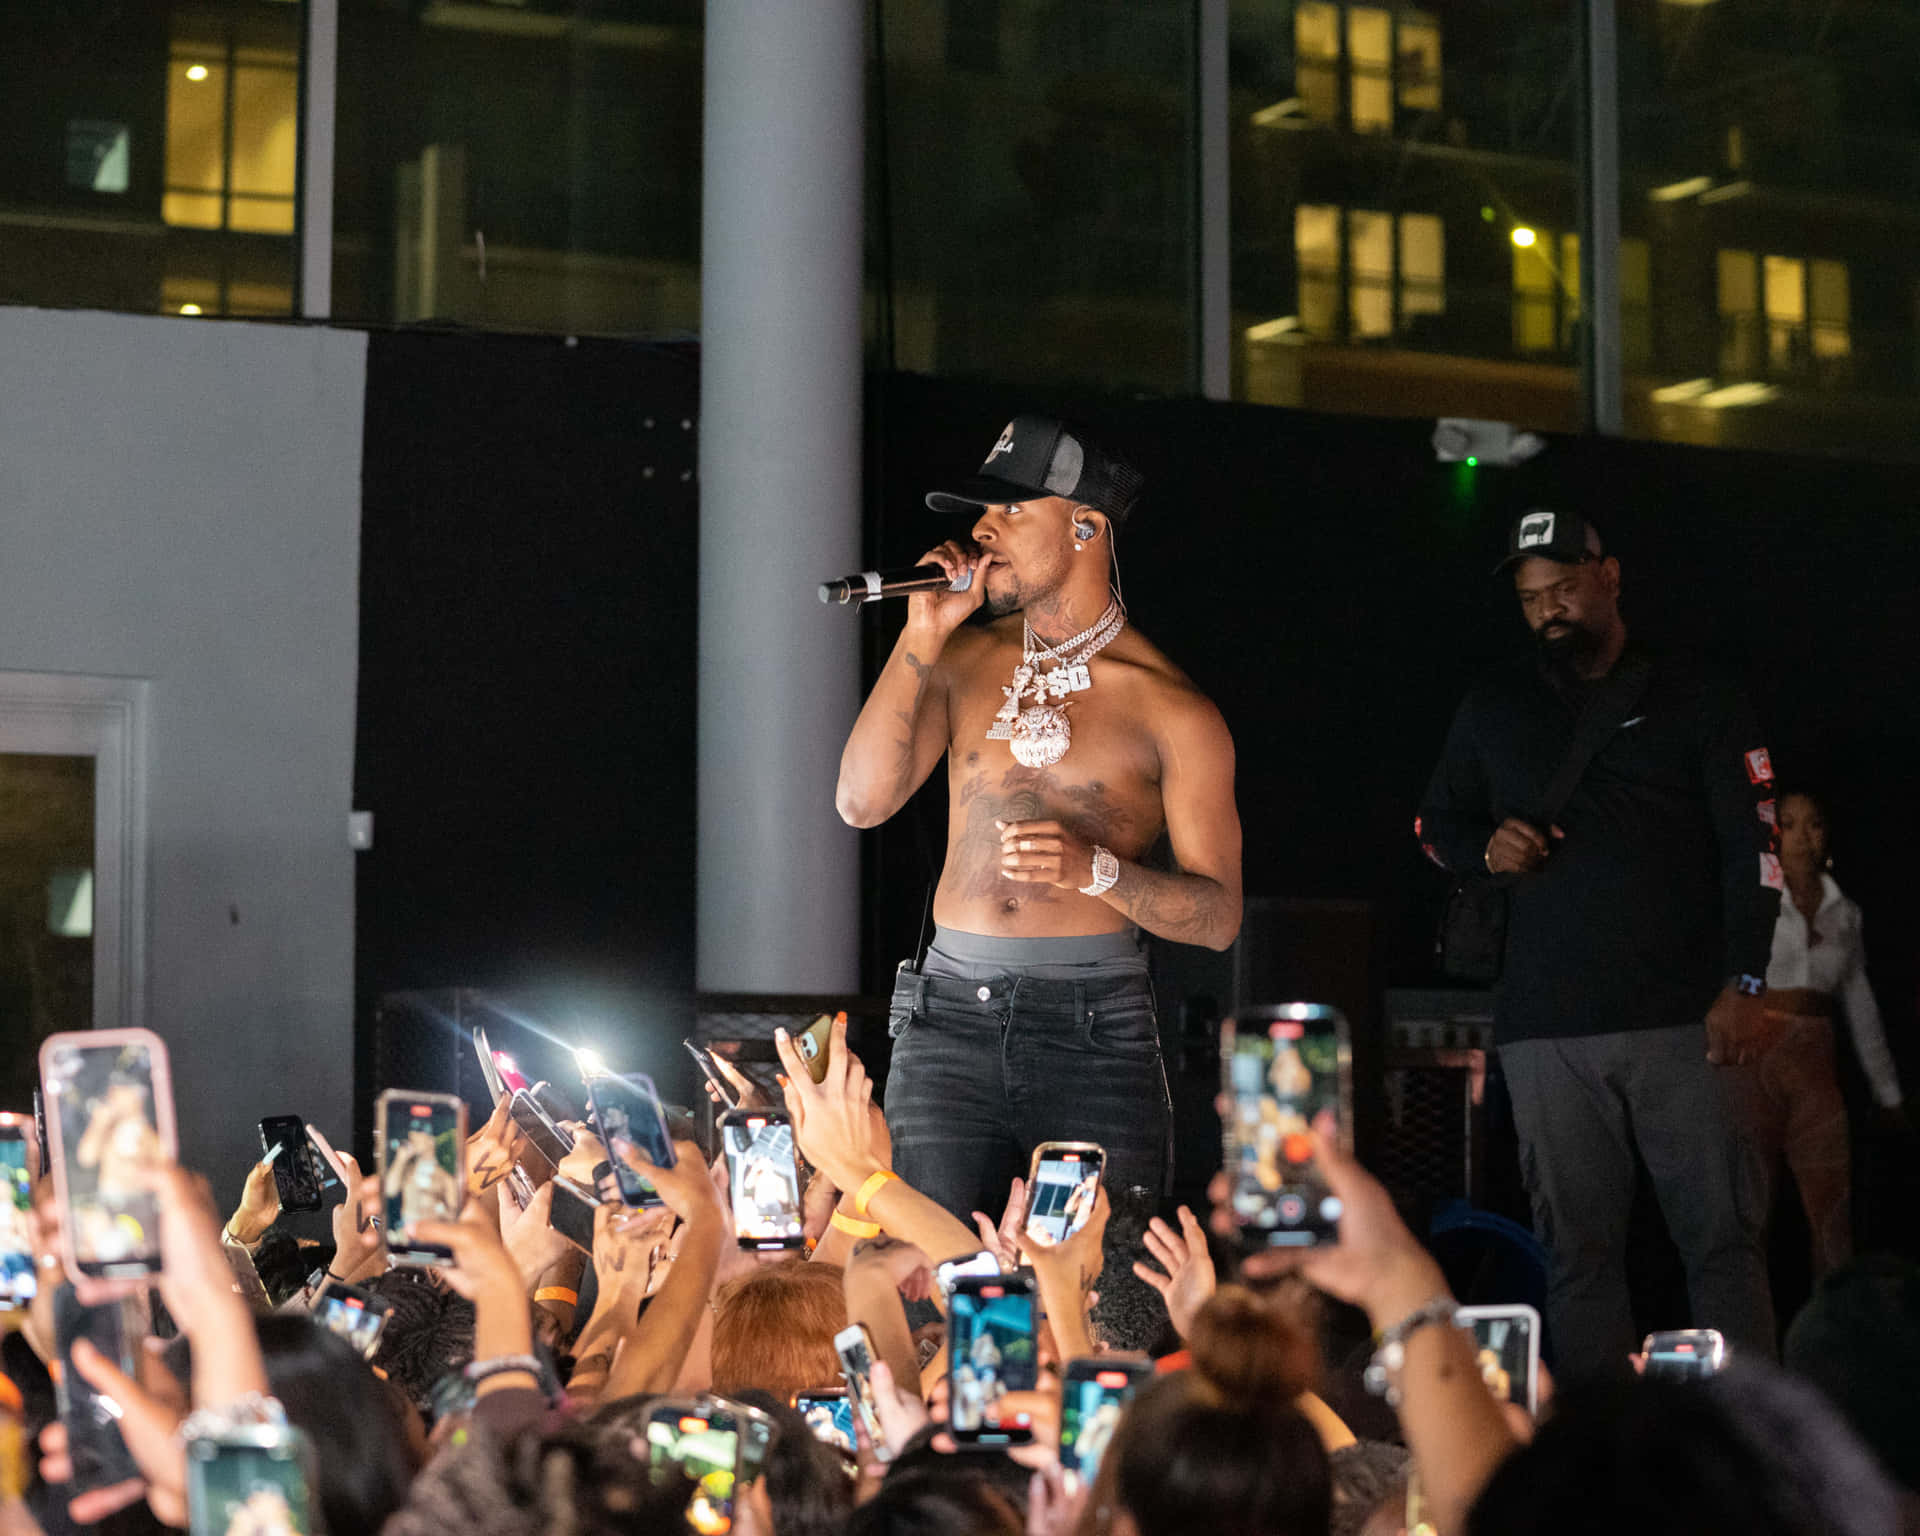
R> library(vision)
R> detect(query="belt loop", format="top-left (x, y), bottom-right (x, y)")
top-left (1074, 981), bottom-right (1087, 1021)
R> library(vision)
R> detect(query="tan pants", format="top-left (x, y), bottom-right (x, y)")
top-left (1731, 1013), bottom-right (1854, 1277)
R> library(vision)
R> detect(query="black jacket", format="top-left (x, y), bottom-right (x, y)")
top-left (1418, 648), bottom-right (1782, 1043)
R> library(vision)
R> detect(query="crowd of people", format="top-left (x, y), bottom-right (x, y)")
top-left (0, 1013), bottom-right (1910, 1536)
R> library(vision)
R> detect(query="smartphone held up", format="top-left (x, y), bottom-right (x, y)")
top-left (1022, 1141), bottom-right (1103, 1246)
top-left (41, 1028), bottom-right (176, 1283)
top-left (586, 1071), bottom-right (676, 1208)
top-left (1221, 1005), bottom-right (1351, 1249)
top-left (0, 1115), bottom-right (38, 1310)
top-left (374, 1090), bottom-right (466, 1265)
top-left (720, 1108), bottom-right (806, 1251)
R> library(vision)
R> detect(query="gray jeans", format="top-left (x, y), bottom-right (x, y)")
top-left (1500, 1022), bottom-right (1775, 1383)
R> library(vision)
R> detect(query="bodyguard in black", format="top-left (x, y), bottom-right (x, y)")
top-left (1418, 509), bottom-right (1782, 1382)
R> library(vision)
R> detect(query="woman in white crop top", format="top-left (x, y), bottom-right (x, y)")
top-left (1740, 790), bottom-right (1904, 1277)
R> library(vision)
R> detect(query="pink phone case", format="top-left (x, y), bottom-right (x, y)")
top-left (38, 1028), bottom-right (177, 1291)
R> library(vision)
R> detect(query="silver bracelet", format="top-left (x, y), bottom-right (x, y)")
top-left (1362, 1294), bottom-right (1461, 1406)
top-left (1079, 845), bottom-right (1120, 896)
top-left (177, 1392), bottom-right (287, 1444)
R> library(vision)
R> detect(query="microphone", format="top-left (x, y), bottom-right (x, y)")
top-left (818, 563), bottom-right (975, 605)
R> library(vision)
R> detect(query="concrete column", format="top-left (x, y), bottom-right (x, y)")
top-left (697, 0), bottom-right (865, 993)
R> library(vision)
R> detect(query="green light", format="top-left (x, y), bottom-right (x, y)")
top-left (1466, 456), bottom-right (1478, 467)
top-left (1480, 205), bottom-right (1496, 223)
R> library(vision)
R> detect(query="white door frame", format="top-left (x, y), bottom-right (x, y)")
top-left (0, 673), bottom-right (149, 1032)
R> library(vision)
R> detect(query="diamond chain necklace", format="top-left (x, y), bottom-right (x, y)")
top-left (985, 594), bottom-right (1126, 768)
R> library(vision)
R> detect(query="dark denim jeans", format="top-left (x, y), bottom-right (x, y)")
top-left (884, 962), bottom-right (1172, 1226)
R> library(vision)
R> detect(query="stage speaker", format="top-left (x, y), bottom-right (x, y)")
top-left (1375, 989), bottom-right (1497, 1210)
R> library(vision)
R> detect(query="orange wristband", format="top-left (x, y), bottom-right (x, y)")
top-left (533, 1286), bottom-right (579, 1307)
top-left (831, 1210), bottom-right (882, 1239)
top-left (853, 1169), bottom-right (900, 1218)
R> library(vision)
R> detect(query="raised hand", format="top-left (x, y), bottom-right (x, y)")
top-left (328, 1150), bottom-right (389, 1285)
top-left (776, 1015), bottom-right (881, 1194)
top-left (226, 1151), bottom-right (281, 1246)
top-left (1017, 1184), bottom-right (1110, 1362)
top-left (57, 1339), bottom-right (189, 1526)
top-left (611, 1138), bottom-right (726, 1228)
top-left (466, 1098), bottom-right (528, 1197)
top-left (498, 1180), bottom-right (572, 1290)
top-left (971, 1176), bottom-right (1026, 1272)
top-left (1214, 1112), bottom-right (1444, 1332)
top-left (905, 539), bottom-right (992, 640)
top-left (1132, 1205), bottom-right (1216, 1340)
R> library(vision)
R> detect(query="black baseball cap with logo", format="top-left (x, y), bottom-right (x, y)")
top-left (925, 414), bottom-right (1144, 523)
top-left (1494, 506), bottom-right (1603, 573)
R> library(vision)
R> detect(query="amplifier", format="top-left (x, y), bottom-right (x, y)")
top-left (1377, 1048), bottom-right (1487, 1207)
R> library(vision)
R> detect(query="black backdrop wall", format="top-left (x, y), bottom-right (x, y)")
top-left (355, 332), bottom-right (702, 1145)
top-left (354, 336), bottom-right (1920, 1166)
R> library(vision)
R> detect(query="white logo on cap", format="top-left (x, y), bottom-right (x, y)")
top-left (988, 424), bottom-right (1015, 460)
top-left (1517, 511), bottom-right (1556, 549)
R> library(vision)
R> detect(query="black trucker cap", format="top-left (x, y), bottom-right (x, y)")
top-left (925, 415), bottom-right (1144, 523)
top-left (1494, 506), bottom-right (1603, 574)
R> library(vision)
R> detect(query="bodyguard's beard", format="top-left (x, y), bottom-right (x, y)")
top-left (1536, 617), bottom-right (1604, 673)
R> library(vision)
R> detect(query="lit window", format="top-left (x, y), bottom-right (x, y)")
top-left (1763, 255), bottom-right (1805, 374)
top-left (1290, 5), bottom-right (1441, 131)
top-left (1810, 259), bottom-right (1850, 361)
top-left (1717, 249), bottom-right (1849, 382)
top-left (1397, 15), bottom-right (1442, 112)
top-left (164, 43), bottom-right (297, 235)
top-left (1512, 232), bottom-right (1651, 366)
top-left (1295, 4), bottom-right (1342, 125)
top-left (1348, 209), bottom-right (1394, 335)
top-left (1347, 7), bottom-right (1393, 134)
top-left (1296, 204), bottom-right (1446, 341)
top-left (1296, 204), bottom-right (1342, 338)
top-left (1399, 212), bottom-right (1445, 320)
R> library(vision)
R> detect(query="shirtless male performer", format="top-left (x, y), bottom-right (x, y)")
top-left (836, 415), bottom-right (1242, 1223)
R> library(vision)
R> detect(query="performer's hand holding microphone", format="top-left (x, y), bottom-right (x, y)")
top-left (819, 541), bottom-right (993, 637)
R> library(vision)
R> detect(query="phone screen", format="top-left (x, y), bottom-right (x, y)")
top-left (795, 1392), bottom-right (856, 1454)
top-left (1463, 1309), bottom-right (1537, 1410)
top-left (549, 1177), bottom-right (599, 1251)
top-left (186, 1428), bottom-right (317, 1536)
top-left (43, 1036), bottom-right (167, 1277)
top-left (588, 1073), bottom-right (675, 1206)
top-left (947, 1279), bottom-right (1038, 1443)
top-left (378, 1094), bottom-right (463, 1252)
top-left (1222, 1008), bottom-right (1348, 1248)
top-left (721, 1113), bottom-right (805, 1249)
top-left (508, 1092), bottom-right (574, 1165)
top-left (935, 1250), bottom-right (1002, 1299)
top-left (259, 1116), bottom-right (323, 1213)
top-left (54, 1287), bottom-right (140, 1491)
top-left (314, 1284), bottom-right (393, 1359)
top-left (1643, 1331), bottom-right (1725, 1382)
top-left (1024, 1147), bottom-right (1103, 1246)
top-left (645, 1407), bottom-right (739, 1535)
top-left (833, 1326), bottom-right (888, 1454)
top-left (0, 1126), bottom-right (37, 1308)
top-left (1060, 1364), bottom-right (1146, 1482)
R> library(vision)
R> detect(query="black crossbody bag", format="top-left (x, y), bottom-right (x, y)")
top-left (1437, 654), bottom-right (1652, 983)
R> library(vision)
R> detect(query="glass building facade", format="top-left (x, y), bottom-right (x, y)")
top-left (4, 0), bottom-right (1920, 461)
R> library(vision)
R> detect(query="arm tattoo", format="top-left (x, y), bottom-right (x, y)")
top-left (1105, 862), bottom-right (1235, 949)
top-left (890, 652), bottom-right (933, 798)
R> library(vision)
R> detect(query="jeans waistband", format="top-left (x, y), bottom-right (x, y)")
top-left (892, 963), bottom-right (1152, 1014)
top-left (924, 924), bottom-right (1148, 982)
